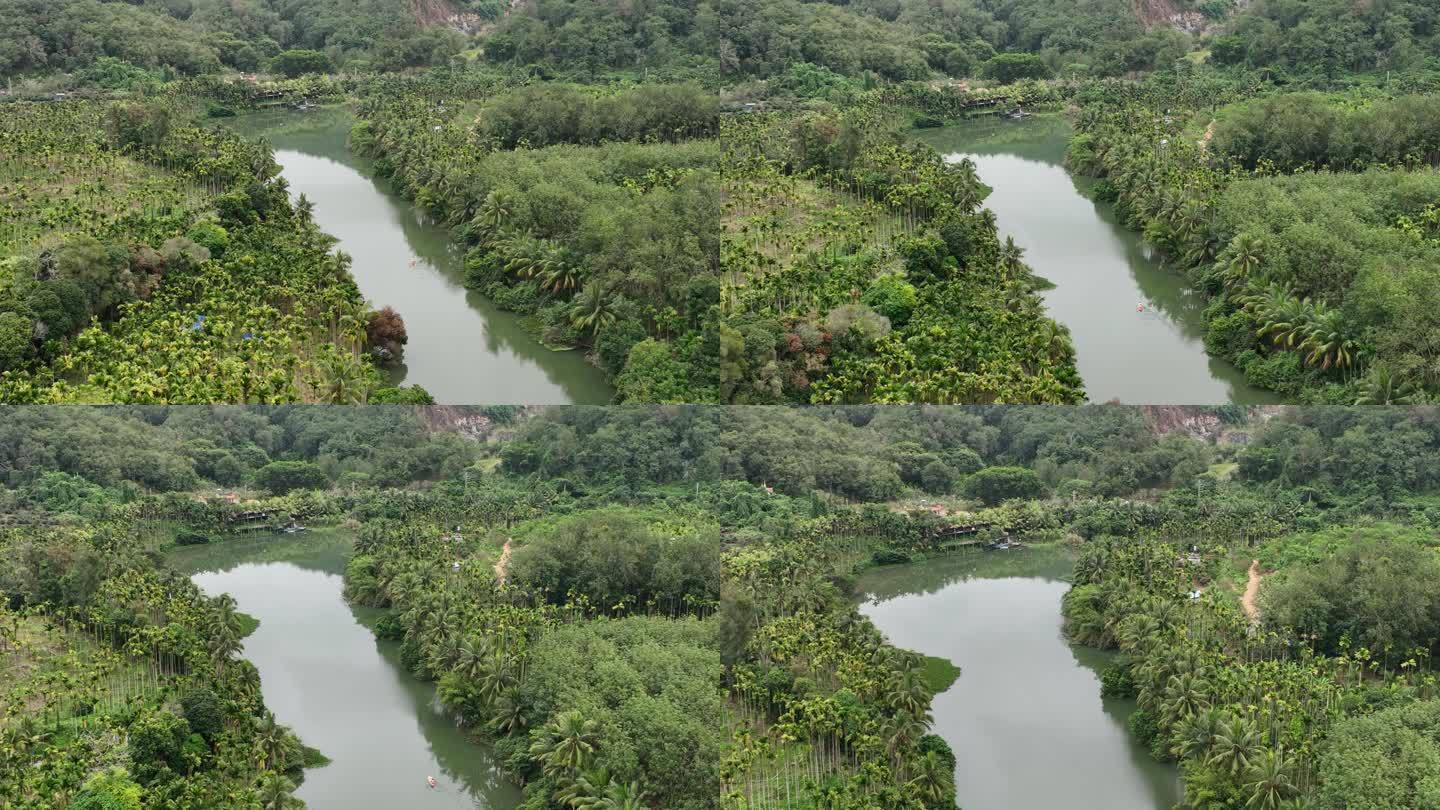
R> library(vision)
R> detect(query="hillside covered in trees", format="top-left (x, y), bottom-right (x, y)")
top-left (1, 405), bottom-right (721, 807)
top-left (5, 405), bottom-right (1440, 807)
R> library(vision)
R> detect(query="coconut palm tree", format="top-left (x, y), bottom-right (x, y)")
top-left (997, 236), bottom-right (1026, 278)
top-left (1173, 707), bottom-right (1226, 761)
top-left (1256, 296), bottom-right (1315, 350)
top-left (595, 778), bottom-right (649, 810)
top-left (569, 283), bottom-right (616, 339)
top-left (1298, 305), bottom-right (1358, 370)
top-left (1209, 715), bottom-right (1263, 777)
top-left (1353, 365), bottom-right (1421, 405)
top-left (1244, 747), bottom-right (1299, 809)
top-left (490, 687), bottom-right (528, 736)
top-left (253, 711), bottom-right (288, 772)
top-left (1222, 232), bottom-right (1266, 284)
top-left (1160, 671), bottom-right (1212, 725)
top-left (907, 750), bottom-right (953, 804)
top-left (474, 189), bottom-right (514, 240)
top-left (294, 194), bottom-right (315, 226)
top-left (255, 772), bottom-right (299, 810)
top-left (531, 710), bottom-right (600, 777)
top-left (309, 348), bottom-right (369, 404)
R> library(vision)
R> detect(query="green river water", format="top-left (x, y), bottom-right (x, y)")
top-left (857, 545), bottom-right (1182, 810)
top-left (916, 117), bottom-right (1278, 405)
top-left (229, 108), bottom-right (613, 405)
top-left (172, 531), bottom-right (522, 809)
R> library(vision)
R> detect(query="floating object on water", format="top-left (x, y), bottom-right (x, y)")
top-left (1136, 303), bottom-right (1145, 312)
top-left (427, 776), bottom-right (437, 789)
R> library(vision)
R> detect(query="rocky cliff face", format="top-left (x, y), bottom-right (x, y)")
top-left (415, 406), bottom-right (534, 441)
top-left (1140, 405), bottom-right (1286, 442)
top-left (1133, 0), bottom-right (1211, 34)
top-left (412, 0), bottom-right (487, 34)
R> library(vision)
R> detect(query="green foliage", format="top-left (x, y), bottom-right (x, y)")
top-left (271, 49), bottom-right (331, 78)
top-left (252, 461), bottom-right (329, 495)
top-left (180, 688), bottom-right (225, 742)
top-left (722, 107), bottom-right (1082, 403)
top-left (0, 99), bottom-right (387, 402)
top-left (1261, 531), bottom-right (1440, 656)
top-left (508, 509), bottom-right (720, 613)
top-left (1315, 700), bottom-right (1440, 809)
top-left (68, 768), bottom-right (143, 810)
top-left (353, 76), bottom-right (719, 402)
top-left (963, 466), bottom-right (1047, 506)
top-left (984, 53), bottom-right (1053, 83)
top-left (1071, 85), bottom-right (1440, 401)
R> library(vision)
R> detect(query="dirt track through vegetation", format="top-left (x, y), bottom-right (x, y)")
top-left (1242, 559), bottom-right (1263, 621)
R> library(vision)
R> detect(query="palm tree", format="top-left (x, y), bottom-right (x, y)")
top-left (1244, 747), bottom-right (1299, 809)
top-left (309, 348), bottom-right (369, 404)
top-left (886, 669), bottom-right (930, 719)
top-left (255, 772), bottom-right (298, 810)
top-left (1209, 715), bottom-right (1262, 777)
top-left (206, 595), bottom-right (243, 676)
top-left (556, 765), bottom-right (611, 807)
top-left (569, 283), bottom-right (616, 339)
top-left (531, 710), bottom-right (600, 777)
top-left (1222, 232), bottom-right (1266, 284)
top-left (1160, 671), bottom-right (1211, 725)
top-left (294, 194), bottom-right (315, 226)
top-left (1256, 296), bottom-right (1315, 350)
top-left (1298, 305), bottom-right (1358, 370)
top-left (254, 711), bottom-right (288, 772)
top-left (473, 189), bottom-right (514, 241)
top-left (1173, 707), bottom-right (1226, 761)
top-left (489, 687), bottom-right (528, 736)
top-left (1353, 365), bottom-right (1421, 405)
top-left (997, 236), bottom-right (1026, 277)
top-left (907, 750), bottom-right (953, 804)
top-left (455, 636), bottom-right (489, 680)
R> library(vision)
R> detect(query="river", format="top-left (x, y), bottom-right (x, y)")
top-left (857, 545), bottom-right (1181, 810)
top-left (171, 531), bottom-right (522, 809)
top-left (227, 107), bottom-right (613, 405)
top-left (915, 116), bottom-right (1276, 405)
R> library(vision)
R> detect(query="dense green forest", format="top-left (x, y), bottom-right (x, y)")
top-left (0, 98), bottom-right (433, 404)
top-left (1067, 79), bottom-right (1440, 403)
top-left (351, 75), bottom-right (720, 402)
top-left (721, 88), bottom-right (1083, 404)
top-left (2, 405), bottom-right (722, 808)
top-left (6, 405), bottom-right (1440, 807)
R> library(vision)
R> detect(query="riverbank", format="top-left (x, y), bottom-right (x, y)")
top-left (912, 115), bottom-right (1276, 404)
top-left (857, 544), bottom-right (1183, 809)
top-left (170, 530), bottom-right (524, 809)
top-left (224, 106), bottom-right (614, 404)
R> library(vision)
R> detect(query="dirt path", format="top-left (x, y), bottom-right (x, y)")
top-left (493, 539), bottom-right (512, 584)
top-left (1241, 559), bottom-right (1263, 622)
